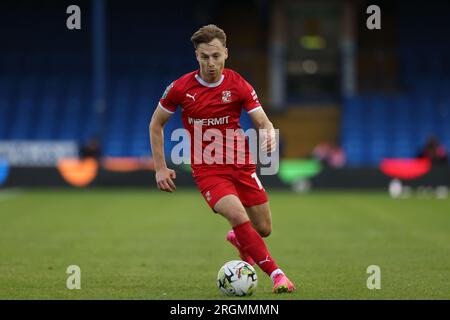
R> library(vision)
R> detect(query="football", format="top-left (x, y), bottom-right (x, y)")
top-left (217, 260), bottom-right (258, 296)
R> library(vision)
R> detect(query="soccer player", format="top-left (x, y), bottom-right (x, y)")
top-left (149, 24), bottom-right (295, 293)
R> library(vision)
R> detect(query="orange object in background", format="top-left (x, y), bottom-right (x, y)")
top-left (101, 157), bottom-right (154, 172)
top-left (380, 158), bottom-right (431, 180)
top-left (57, 158), bottom-right (99, 187)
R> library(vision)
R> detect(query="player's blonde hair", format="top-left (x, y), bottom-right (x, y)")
top-left (191, 24), bottom-right (227, 49)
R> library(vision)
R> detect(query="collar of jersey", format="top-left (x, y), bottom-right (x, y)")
top-left (195, 73), bottom-right (225, 88)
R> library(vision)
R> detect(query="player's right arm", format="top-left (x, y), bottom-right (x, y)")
top-left (149, 81), bottom-right (180, 192)
top-left (149, 106), bottom-right (177, 192)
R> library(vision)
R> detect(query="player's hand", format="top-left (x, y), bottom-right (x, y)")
top-left (155, 168), bottom-right (177, 192)
top-left (260, 128), bottom-right (276, 153)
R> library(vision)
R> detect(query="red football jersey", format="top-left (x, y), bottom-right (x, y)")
top-left (159, 68), bottom-right (262, 175)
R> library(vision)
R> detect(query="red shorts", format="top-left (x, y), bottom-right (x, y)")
top-left (193, 167), bottom-right (268, 210)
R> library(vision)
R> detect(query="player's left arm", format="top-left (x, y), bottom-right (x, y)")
top-left (248, 108), bottom-right (276, 153)
top-left (241, 77), bottom-right (276, 152)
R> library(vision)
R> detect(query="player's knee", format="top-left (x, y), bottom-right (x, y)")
top-left (257, 225), bottom-right (272, 238)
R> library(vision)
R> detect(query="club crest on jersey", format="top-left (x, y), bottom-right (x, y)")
top-left (222, 90), bottom-right (232, 103)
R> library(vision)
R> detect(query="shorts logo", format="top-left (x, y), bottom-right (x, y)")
top-left (222, 90), bottom-right (232, 103)
top-left (205, 191), bottom-right (212, 202)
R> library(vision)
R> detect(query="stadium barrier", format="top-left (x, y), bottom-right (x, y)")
top-left (2, 164), bottom-right (449, 191)
top-left (56, 157), bottom-right (155, 187)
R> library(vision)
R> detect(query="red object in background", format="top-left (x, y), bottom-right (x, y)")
top-left (380, 158), bottom-right (432, 180)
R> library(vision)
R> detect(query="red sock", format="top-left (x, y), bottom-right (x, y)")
top-left (233, 221), bottom-right (279, 276)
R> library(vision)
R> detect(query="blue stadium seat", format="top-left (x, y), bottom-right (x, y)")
top-left (342, 91), bottom-right (450, 166)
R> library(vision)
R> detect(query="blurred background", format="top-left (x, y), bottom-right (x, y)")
top-left (0, 0), bottom-right (449, 192)
top-left (1, 0), bottom-right (450, 301)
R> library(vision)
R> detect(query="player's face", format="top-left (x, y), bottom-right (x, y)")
top-left (196, 38), bottom-right (228, 83)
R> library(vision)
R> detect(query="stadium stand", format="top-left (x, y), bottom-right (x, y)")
top-left (1, 0), bottom-right (449, 167)
top-left (0, 1), bottom-right (198, 158)
top-left (342, 1), bottom-right (450, 166)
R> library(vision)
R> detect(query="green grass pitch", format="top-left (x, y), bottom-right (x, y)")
top-left (0, 188), bottom-right (449, 299)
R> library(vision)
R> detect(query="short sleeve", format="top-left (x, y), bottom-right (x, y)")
top-left (241, 79), bottom-right (262, 114)
top-left (158, 81), bottom-right (179, 113)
